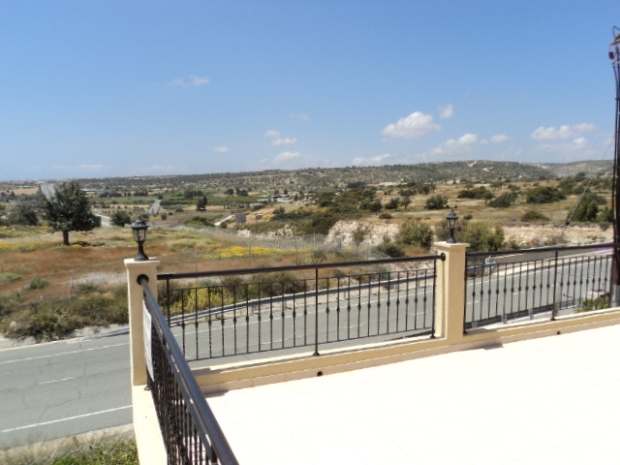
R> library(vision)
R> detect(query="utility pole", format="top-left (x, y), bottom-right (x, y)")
top-left (609, 27), bottom-right (620, 304)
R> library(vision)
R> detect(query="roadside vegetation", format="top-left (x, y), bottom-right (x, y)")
top-left (0, 435), bottom-right (137, 465)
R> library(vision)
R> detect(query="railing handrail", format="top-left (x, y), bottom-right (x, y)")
top-left (140, 275), bottom-right (239, 465)
top-left (158, 253), bottom-right (443, 281)
top-left (466, 241), bottom-right (620, 258)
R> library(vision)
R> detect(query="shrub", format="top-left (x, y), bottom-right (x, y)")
top-left (577, 296), bottom-right (610, 313)
top-left (377, 241), bottom-right (405, 258)
top-left (399, 221), bottom-right (433, 250)
top-left (28, 278), bottom-right (50, 290)
top-left (8, 203), bottom-right (39, 226)
top-left (385, 198), bottom-right (400, 210)
top-left (0, 272), bottom-right (21, 284)
top-left (435, 220), bottom-right (504, 252)
top-left (520, 210), bottom-right (550, 222)
top-left (424, 195), bottom-right (448, 210)
top-left (111, 210), bottom-right (132, 227)
top-left (570, 193), bottom-right (608, 222)
top-left (525, 186), bottom-right (565, 204)
top-left (378, 212), bottom-right (392, 219)
top-left (488, 192), bottom-right (517, 208)
top-left (457, 187), bottom-right (493, 200)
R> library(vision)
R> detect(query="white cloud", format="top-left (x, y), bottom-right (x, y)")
top-left (259, 151), bottom-right (335, 169)
top-left (531, 123), bottom-right (595, 141)
top-left (273, 151), bottom-right (302, 163)
top-left (429, 133), bottom-right (478, 157)
top-left (264, 130), bottom-right (281, 139)
top-left (145, 165), bottom-right (178, 173)
top-left (533, 137), bottom-right (595, 160)
top-left (490, 134), bottom-right (511, 144)
top-left (381, 112), bottom-right (440, 140)
top-left (290, 113), bottom-right (309, 122)
top-left (52, 164), bottom-right (109, 172)
top-left (265, 130), bottom-right (297, 147)
top-left (213, 146), bottom-right (229, 153)
top-left (271, 137), bottom-right (297, 147)
top-left (481, 134), bottom-right (512, 145)
top-left (352, 153), bottom-right (393, 166)
top-left (438, 104), bottom-right (454, 119)
top-left (169, 75), bottom-right (210, 87)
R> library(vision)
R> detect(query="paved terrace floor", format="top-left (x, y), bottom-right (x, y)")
top-left (206, 324), bottom-right (620, 465)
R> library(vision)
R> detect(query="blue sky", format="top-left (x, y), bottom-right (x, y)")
top-left (0, 1), bottom-right (618, 181)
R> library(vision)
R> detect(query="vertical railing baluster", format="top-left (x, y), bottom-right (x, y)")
top-left (377, 272), bottom-right (382, 335)
top-left (336, 276), bottom-right (341, 341)
top-left (194, 287), bottom-right (199, 361)
top-left (269, 283), bottom-right (274, 351)
top-left (181, 288), bottom-right (186, 356)
top-left (551, 251), bottom-right (558, 320)
top-left (405, 270), bottom-right (410, 330)
top-left (431, 262), bottom-right (437, 338)
top-left (347, 276), bottom-right (352, 340)
top-left (232, 284), bottom-right (237, 355)
top-left (325, 277), bottom-right (331, 341)
top-left (281, 282), bottom-right (285, 349)
top-left (246, 283), bottom-right (250, 355)
top-left (366, 275), bottom-right (371, 337)
top-left (292, 283), bottom-right (297, 347)
top-left (357, 276), bottom-right (362, 338)
top-left (303, 279), bottom-right (308, 347)
top-left (166, 279), bottom-right (171, 324)
top-left (313, 267), bottom-right (320, 356)
top-left (208, 286), bottom-right (212, 359)
top-left (258, 283), bottom-right (262, 352)
top-left (220, 287), bottom-right (225, 357)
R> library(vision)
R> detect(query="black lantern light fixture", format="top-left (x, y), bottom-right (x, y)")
top-left (131, 218), bottom-right (149, 261)
top-left (446, 208), bottom-right (459, 244)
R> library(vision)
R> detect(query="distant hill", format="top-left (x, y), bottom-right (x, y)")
top-left (71, 159), bottom-right (612, 192)
top-left (538, 160), bottom-right (613, 178)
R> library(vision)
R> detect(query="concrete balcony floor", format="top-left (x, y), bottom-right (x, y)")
top-left (206, 324), bottom-right (620, 465)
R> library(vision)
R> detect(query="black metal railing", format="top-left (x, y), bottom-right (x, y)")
top-left (464, 243), bottom-right (618, 330)
top-left (158, 255), bottom-right (442, 361)
top-left (141, 276), bottom-right (239, 465)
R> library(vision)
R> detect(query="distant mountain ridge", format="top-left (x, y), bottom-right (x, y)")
top-left (67, 159), bottom-right (613, 191)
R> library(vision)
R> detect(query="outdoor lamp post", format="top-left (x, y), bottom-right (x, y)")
top-left (446, 208), bottom-right (459, 244)
top-left (131, 218), bottom-right (149, 261)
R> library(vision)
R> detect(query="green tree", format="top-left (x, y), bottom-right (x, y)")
top-left (488, 192), bottom-right (517, 208)
top-left (110, 210), bottom-right (131, 227)
top-left (8, 203), bottom-right (39, 226)
top-left (40, 181), bottom-right (97, 245)
top-left (435, 220), bottom-right (504, 252)
top-left (424, 195), bottom-right (448, 210)
top-left (400, 196), bottom-right (411, 210)
top-left (525, 186), bottom-right (565, 204)
top-left (196, 195), bottom-right (207, 211)
top-left (385, 198), bottom-right (400, 210)
top-left (400, 221), bottom-right (433, 250)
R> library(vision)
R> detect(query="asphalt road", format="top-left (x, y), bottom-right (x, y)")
top-left (0, 333), bottom-right (131, 449)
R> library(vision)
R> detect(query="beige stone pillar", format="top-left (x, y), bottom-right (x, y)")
top-left (125, 258), bottom-right (160, 387)
top-left (434, 242), bottom-right (468, 344)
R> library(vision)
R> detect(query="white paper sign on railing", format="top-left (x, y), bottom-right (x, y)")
top-left (143, 301), bottom-right (154, 380)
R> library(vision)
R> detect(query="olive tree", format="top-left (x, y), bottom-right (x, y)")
top-left (40, 181), bottom-right (97, 245)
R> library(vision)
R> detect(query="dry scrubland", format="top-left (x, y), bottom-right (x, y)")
top-left (0, 178), bottom-right (612, 344)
